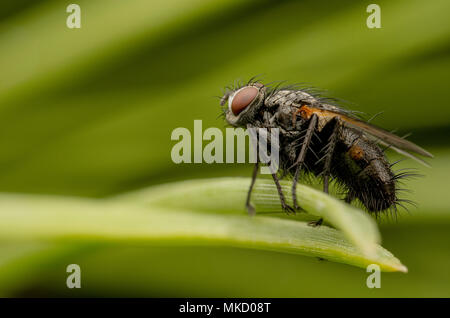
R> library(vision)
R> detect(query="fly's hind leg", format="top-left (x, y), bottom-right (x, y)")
top-left (322, 118), bottom-right (340, 194)
top-left (345, 192), bottom-right (355, 204)
top-left (309, 117), bottom-right (341, 227)
top-left (308, 218), bottom-right (323, 227)
top-left (246, 161), bottom-right (260, 216)
top-left (292, 114), bottom-right (318, 210)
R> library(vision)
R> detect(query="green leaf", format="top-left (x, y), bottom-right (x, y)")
top-left (119, 177), bottom-right (383, 257)
top-left (0, 178), bottom-right (406, 272)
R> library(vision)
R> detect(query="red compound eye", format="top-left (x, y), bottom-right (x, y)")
top-left (231, 86), bottom-right (258, 116)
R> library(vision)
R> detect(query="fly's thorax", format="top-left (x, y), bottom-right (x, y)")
top-left (224, 83), bottom-right (266, 127)
top-left (273, 103), bottom-right (295, 129)
top-left (265, 89), bottom-right (316, 108)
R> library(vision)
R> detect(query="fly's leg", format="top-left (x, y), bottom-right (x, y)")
top-left (308, 218), bottom-right (323, 227)
top-left (247, 123), bottom-right (294, 214)
top-left (345, 192), bottom-right (355, 204)
top-left (292, 114), bottom-right (318, 210)
top-left (246, 161), bottom-right (260, 216)
top-left (272, 173), bottom-right (295, 214)
top-left (309, 118), bottom-right (340, 227)
top-left (322, 118), bottom-right (340, 194)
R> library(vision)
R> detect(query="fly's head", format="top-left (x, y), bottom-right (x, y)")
top-left (221, 82), bottom-right (266, 127)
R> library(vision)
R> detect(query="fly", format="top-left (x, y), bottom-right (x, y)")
top-left (220, 78), bottom-right (433, 225)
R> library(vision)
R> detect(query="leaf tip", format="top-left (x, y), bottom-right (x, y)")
top-left (398, 264), bottom-right (408, 273)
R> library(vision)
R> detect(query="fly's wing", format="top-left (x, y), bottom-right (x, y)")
top-left (345, 119), bottom-right (433, 167)
top-left (320, 104), bottom-right (433, 166)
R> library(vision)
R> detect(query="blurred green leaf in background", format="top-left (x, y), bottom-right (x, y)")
top-left (0, 0), bottom-right (449, 297)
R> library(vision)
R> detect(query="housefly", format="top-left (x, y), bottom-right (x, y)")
top-left (220, 79), bottom-right (433, 224)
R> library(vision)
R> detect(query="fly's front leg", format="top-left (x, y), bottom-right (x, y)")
top-left (246, 161), bottom-right (260, 215)
top-left (292, 114), bottom-right (318, 210)
top-left (271, 173), bottom-right (295, 214)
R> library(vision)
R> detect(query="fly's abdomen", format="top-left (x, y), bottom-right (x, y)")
top-left (333, 128), bottom-right (397, 212)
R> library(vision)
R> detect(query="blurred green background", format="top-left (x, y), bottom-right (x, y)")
top-left (0, 0), bottom-right (449, 297)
